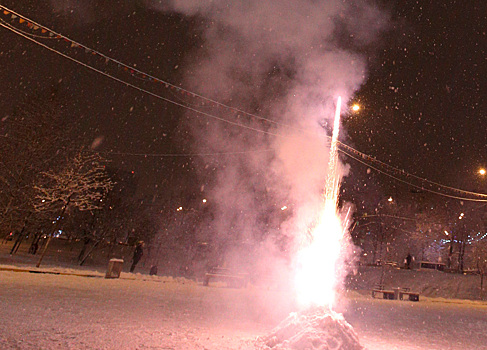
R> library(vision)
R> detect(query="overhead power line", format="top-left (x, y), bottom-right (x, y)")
top-left (104, 149), bottom-right (274, 157)
top-left (1, 4), bottom-right (486, 202)
top-left (0, 4), bottom-right (316, 137)
top-left (0, 19), bottom-right (287, 139)
top-left (339, 147), bottom-right (487, 202)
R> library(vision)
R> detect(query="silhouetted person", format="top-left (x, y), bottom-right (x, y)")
top-left (29, 240), bottom-right (39, 254)
top-left (130, 241), bottom-right (144, 273)
top-left (406, 253), bottom-right (412, 269)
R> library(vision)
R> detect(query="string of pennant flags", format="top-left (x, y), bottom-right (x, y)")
top-left (1, 4), bottom-right (486, 202)
top-left (0, 7), bottom-right (198, 93)
top-left (0, 5), bottom-right (287, 138)
top-left (0, 5), bottom-right (297, 131)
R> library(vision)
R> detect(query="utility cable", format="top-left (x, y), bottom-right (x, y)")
top-left (0, 20), bottom-right (286, 139)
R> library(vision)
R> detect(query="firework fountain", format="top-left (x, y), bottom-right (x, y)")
top-left (258, 97), bottom-right (363, 349)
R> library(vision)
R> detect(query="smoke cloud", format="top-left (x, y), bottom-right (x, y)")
top-left (146, 0), bottom-right (387, 281)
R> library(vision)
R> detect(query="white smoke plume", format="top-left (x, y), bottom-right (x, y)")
top-left (147, 0), bottom-right (387, 282)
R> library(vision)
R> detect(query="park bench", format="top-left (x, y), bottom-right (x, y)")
top-left (398, 287), bottom-right (420, 301)
top-left (371, 288), bottom-right (396, 300)
top-left (372, 286), bottom-right (420, 301)
top-left (419, 261), bottom-right (445, 271)
top-left (203, 267), bottom-right (249, 288)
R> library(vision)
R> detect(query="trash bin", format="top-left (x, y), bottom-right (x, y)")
top-left (393, 287), bottom-right (401, 300)
top-left (105, 258), bottom-right (124, 279)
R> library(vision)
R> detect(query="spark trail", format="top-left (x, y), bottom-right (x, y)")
top-left (295, 97), bottom-right (344, 309)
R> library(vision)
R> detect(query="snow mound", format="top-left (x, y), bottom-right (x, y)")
top-left (257, 306), bottom-right (363, 350)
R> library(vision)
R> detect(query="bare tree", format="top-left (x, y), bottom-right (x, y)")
top-left (0, 87), bottom-right (76, 242)
top-left (34, 149), bottom-right (114, 267)
top-left (410, 211), bottom-right (450, 263)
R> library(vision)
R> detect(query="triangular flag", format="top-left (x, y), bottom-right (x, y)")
top-left (11, 14), bottom-right (17, 19)
top-left (33, 25), bottom-right (39, 30)
top-left (41, 28), bottom-right (47, 33)
top-left (19, 18), bottom-right (25, 23)
top-left (3, 10), bottom-right (10, 15)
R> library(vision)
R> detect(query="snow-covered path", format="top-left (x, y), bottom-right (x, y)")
top-left (1, 269), bottom-right (486, 349)
top-left (342, 293), bottom-right (487, 350)
top-left (0, 270), bottom-right (293, 349)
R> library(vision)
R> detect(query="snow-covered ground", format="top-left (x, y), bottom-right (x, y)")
top-left (1, 263), bottom-right (486, 350)
top-left (1, 240), bottom-right (486, 349)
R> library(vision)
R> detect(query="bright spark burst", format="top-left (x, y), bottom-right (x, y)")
top-left (295, 97), bottom-right (347, 309)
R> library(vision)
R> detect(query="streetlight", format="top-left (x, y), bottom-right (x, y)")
top-left (479, 168), bottom-right (486, 176)
top-left (352, 104), bottom-right (360, 112)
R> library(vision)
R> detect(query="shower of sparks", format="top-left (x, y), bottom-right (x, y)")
top-left (295, 97), bottom-right (346, 309)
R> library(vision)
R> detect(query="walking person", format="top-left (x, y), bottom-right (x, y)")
top-left (406, 253), bottom-right (412, 269)
top-left (130, 241), bottom-right (144, 273)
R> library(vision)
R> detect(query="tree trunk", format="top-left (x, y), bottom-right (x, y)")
top-left (77, 238), bottom-right (90, 262)
top-left (10, 224), bottom-right (27, 255)
top-left (79, 239), bottom-right (100, 266)
top-left (481, 273), bottom-right (484, 300)
top-left (457, 232), bottom-right (466, 272)
top-left (458, 240), bottom-right (466, 272)
top-left (36, 196), bottom-right (71, 268)
top-left (447, 239), bottom-right (453, 269)
top-left (29, 234), bottom-right (41, 254)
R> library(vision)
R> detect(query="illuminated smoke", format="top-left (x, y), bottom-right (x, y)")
top-left (294, 97), bottom-right (348, 308)
top-left (146, 0), bottom-right (386, 308)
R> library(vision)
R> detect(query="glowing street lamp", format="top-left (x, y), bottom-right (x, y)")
top-left (479, 168), bottom-right (486, 176)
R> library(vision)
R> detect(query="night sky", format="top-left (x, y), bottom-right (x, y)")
top-left (0, 0), bottom-right (485, 214)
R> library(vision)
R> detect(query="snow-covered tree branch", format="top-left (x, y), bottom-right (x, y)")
top-left (34, 149), bottom-right (115, 214)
